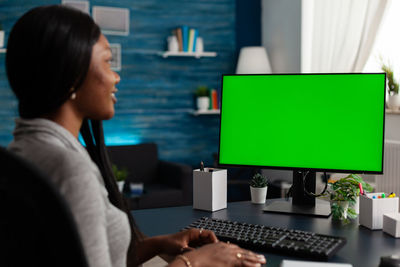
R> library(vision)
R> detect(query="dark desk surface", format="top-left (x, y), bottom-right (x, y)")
top-left (132, 199), bottom-right (400, 267)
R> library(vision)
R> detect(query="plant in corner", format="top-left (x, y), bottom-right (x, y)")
top-left (195, 86), bottom-right (210, 111)
top-left (112, 164), bottom-right (128, 192)
top-left (382, 62), bottom-right (400, 110)
top-left (250, 173), bottom-right (269, 204)
top-left (328, 174), bottom-right (372, 222)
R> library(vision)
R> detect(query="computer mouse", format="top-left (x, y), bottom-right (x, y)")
top-left (379, 255), bottom-right (400, 267)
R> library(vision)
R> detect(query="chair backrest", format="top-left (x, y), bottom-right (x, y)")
top-left (107, 143), bottom-right (158, 184)
top-left (0, 147), bottom-right (89, 267)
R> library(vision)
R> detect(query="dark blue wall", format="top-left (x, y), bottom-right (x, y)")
top-left (0, 0), bottom-right (239, 167)
top-left (236, 0), bottom-right (261, 49)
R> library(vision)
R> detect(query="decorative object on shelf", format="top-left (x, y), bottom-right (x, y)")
top-left (236, 46), bottom-right (272, 74)
top-left (195, 86), bottom-right (210, 111)
top-left (196, 37), bottom-right (204, 53)
top-left (167, 35), bottom-right (179, 52)
top-left (250, 173), bottom-right (269, 204)
top-left (328, 174), bottom-right (372, 222)
top-left (112, 164), bottom-right (128, 192)
top-left (0, 23), bottom-right (4, 48)
top-left (382, 63), bottom-right (400, 110)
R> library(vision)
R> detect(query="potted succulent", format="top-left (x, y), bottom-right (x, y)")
top-left (328, 174), bottom-right (372, 221)
top-left (250, 173), bottom-right (269, 204)
top-left (382, 63), bottom-right (400, 110)
top-left (195, 86), bottom-right (210, 111)
top-left (112, 164), bottom-right (128, 192)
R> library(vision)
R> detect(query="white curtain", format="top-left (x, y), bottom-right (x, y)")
top-left (301, 0), bottom-right (389, 73)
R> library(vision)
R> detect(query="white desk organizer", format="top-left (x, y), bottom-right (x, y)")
top-left (359, 193), bottom-right (399, 230)
top-left (193, 168), bottom-right (227, 212)
top-left (383, 213), bottom-right (400, 238)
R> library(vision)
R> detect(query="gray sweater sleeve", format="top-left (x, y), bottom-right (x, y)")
top-left (9, 118), bottom-right (131, 267)
top-left (57, 155), bottom-right (114, 267)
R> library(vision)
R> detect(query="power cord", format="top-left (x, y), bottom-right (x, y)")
top-left (285, 171), bottom-right (329, 199)
top-left (304, 171), bottom-right (328, 197)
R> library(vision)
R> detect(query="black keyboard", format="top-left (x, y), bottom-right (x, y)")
top-left (184, 217), bottom-right (346, 261)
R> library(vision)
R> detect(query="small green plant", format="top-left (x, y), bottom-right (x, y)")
top-left (329, 174), bottom-right (372, 222)
top-left (112, 164), bottom-right (128, 182)
top-left (250, 173), bottom-right (268, 188)
top-left (195, 86), bottom-right (210, 97)
top-left (382, 63), bottom-right (399, 95)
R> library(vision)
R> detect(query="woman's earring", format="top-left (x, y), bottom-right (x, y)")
top-left (70, 92), bottom-right (76, 100)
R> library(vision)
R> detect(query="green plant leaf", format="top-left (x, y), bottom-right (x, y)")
top-left (112, 164), bottom-right (128, 182)
top-left (195, 86), bottom-right (210, 97)
top-left (250, 173), bottom-right (268, 188)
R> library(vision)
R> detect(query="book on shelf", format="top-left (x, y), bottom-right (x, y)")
top-left (173, 28), bottom-right (183, 51)
top-left (181, 25), bottom-right (189, 52)
top-left (188, 28), bottom-right (198, 52)
top-left (209, 89), bottom-right (218, 110)
top-left (212, 89), bottom-right (218, 109)
top-left (188, 29), bottom-right (195, 52)
top-left (173, 26), bottom-right (199, 53)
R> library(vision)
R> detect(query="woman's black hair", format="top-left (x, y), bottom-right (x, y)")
top-left (6, 5), bottom-right (143, 266)
top-left (6, 5), bottom-right (97, 118)
top-left (81, 119), bottom-right (144, 266)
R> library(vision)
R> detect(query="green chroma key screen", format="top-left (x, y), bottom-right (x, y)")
top-left (219, 73), bottom-right (385, 173)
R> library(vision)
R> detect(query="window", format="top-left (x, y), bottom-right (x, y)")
top-left (364, 1), bottom-right (400, 77)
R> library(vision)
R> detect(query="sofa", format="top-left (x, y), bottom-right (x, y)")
top-left (107, 143), bottom-right (193, 210)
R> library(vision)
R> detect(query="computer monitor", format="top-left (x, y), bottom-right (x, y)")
top-left (218, 73), bottom-right (386, 217)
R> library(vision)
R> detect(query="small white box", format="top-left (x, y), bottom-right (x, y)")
top-left (383, 213), bottom-right (400, 238)
top-left (359, 193), bottom-right (399, 230)
top-left (193, 168), bottom-right (227, 212)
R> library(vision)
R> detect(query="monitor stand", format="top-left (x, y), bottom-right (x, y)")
top-left (263, 171), bottom-right (331, 218)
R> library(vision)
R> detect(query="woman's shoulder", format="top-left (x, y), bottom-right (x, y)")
top-left (9, 135), bottom-right (100, 186)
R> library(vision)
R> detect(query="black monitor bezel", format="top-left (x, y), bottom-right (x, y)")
top-left (217, 72), bottom-right (386, 175)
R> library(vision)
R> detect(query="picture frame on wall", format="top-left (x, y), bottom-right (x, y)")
top-left (110, 43), bottom-right (121, 71)
top-left (61, 0), bottom-right (90, 14)
top-left (92, 6), bottom-right (130, 36)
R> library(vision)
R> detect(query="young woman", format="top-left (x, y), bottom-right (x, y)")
top-left (6, 5), bottom-right (266, 267)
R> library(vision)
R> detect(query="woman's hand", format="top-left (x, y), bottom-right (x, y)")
top-left (159, 228), bottom-right (218, 256)
top-left (171, 241), bottom-right (267, 267)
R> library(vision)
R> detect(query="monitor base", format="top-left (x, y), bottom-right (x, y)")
top-left (263, 198), bottom-right (331, 218)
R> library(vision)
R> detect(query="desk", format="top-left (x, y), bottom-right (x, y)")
top-left (132, 200), bottom-right (400, 267)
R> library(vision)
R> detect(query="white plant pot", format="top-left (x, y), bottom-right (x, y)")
top-left (331, 200), bottom-right (349, 220)
top-left (339, 201), bottom-right (349, 219)
top-left (388, 94), bottom-right (400, 110)
top-left (197, 97), bottom-right (209, 111)
top-left (117, 181), bottom-right (125, 192)
top-left (0, 31), bottom-right (4, 48)
top-left (250, 186), bottom-right (268, 204)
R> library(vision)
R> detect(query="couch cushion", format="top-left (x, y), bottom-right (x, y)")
top-left (107, 144), bottom-right (158, 184)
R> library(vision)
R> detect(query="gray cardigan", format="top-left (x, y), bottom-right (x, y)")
top-left (8, 118), bottom-right (131, 267)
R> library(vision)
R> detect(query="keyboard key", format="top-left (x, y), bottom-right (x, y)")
top-left (184, 217), bottom-right (346, 261)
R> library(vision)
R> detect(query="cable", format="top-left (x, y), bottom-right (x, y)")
top-left (304, 171), bottom-right (328, 197)
top-left (286, 171), bottom-right (328, 199)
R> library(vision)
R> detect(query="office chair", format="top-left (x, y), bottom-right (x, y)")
top-left (0, 147), bottom-right (89, 267)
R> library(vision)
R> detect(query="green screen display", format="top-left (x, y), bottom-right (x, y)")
top-left (219, 73), bottom-right (385, 173)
